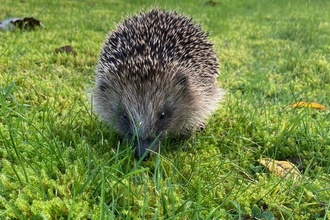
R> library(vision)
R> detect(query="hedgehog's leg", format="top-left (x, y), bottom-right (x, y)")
top-left (182, 123), bottom-right (206, 151)
top-left (198, 122), bottom-right (206, 132)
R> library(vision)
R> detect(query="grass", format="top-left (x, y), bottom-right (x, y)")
top-left (1, 0), bottom-right (330, 219)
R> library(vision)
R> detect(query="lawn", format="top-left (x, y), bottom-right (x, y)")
top-left (1, 0), bottom-right (330, 219)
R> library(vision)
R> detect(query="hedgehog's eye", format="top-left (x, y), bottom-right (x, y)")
top-left (123, 113), bottom-right (128, 119)
top-left (159, 111), bottom-right (165, 120)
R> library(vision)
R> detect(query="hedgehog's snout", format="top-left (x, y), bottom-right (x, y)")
top-left (134, 138), bottom-right (157, 161)
top-left (134, 146), bottom-right (150, 161)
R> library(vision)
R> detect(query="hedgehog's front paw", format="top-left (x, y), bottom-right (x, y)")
top-left (197, 122), bottom-right (205, 132)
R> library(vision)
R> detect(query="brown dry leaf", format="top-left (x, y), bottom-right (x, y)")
top-left (55, 45), bottom-right (77, 56)
top-left (290, 101), bottom-right (326, 111)
top-left (259, 158), bottom-right (302, 180)
top-left (205, 0), bottom-right (221, 6)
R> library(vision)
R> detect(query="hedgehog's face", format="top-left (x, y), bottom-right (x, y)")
top-left (93, 66), bottom-right (197, 160)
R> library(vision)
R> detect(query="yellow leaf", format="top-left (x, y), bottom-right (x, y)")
top-left (259, 158), bottom-right (301, 180)
top-left (290, 101), bottom-right (326, 111)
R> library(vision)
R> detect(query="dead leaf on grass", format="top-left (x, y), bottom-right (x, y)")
top-left (290, 101), bottom-right (326, 111)
top-left (55, 45), bottom-right (77, 56)
top-left (205, 0), bottom-right (221, 6)
top-left (259, 158), bottom-right (302, 180)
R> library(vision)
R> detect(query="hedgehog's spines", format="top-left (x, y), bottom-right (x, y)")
top-left (93, 9), bottom-right (224, 160)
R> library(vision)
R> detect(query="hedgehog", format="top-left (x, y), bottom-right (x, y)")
top-left (92, 9), bottom-right (224, 160)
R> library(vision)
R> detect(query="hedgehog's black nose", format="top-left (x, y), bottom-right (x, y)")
top-left (134, 146), bottom-right (150, 161)
top-left (134, 138), bottom-right (153, 161)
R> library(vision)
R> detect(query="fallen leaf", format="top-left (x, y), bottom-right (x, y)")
top-left (55, 45), bottom-right (77, 56)
top-left (259, 158), bottom-right (302, 180)
top-left (290, 101), bottom-right (326, 111)
top-left (205, 0), bottom-right (221, 6)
